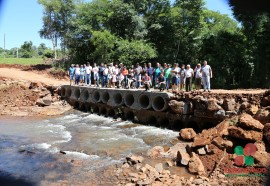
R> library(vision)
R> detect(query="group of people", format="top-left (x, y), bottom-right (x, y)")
top-left (68, 60), bottom-right (212, 92)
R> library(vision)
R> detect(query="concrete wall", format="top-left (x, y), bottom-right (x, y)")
top-left (60, 85), bottom-right (220, 131)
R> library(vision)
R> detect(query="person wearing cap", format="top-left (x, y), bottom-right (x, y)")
top-left (194, 63), bottom-right (202, 90)
top-left (68, 64), bottom-right (75, 85)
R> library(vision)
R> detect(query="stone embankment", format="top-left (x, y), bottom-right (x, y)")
top-left (0, 78), bottom-right (71, 117)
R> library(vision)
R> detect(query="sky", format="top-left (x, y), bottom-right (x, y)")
top-left (0, 0), bottom-right (233, 50)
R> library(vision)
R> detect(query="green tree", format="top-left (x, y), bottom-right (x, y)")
top-left (20, 41), bottom-right (33, 58)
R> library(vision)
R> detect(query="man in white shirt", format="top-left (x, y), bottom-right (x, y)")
top-left (92, 63), bottom-right (99, 87)
top-left (85, 63), bottom-right (92, 86)
top-left (184, 64), bottom-right (194, 92)
top-left (201, 60), bottom-right (213, 92)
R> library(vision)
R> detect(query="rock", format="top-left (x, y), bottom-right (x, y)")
top-left (188, 152), bottom-right (205, 175)
top-left (238, 113), bottom-right (264, 131)
top-left (168, 100), bottom-right (185, 114)
top-left (155, 163), bottom-right (163, 173)
top-left (126, 155), bottom-right (144, 164)
top-left (165, 143), bottom-right (189, 158)
top-left (122, 162), bottom-right (130, 168)
top-left (207, 98), bottom-right (222, 111)
top-left (247, 105), bottom-right (259, 115)
top-left (196, 147), bottom-right (206, 155)
top-left (147, 146), bottom-right (165, 159)
top-left (137, 177), bottom-right (150, 185)
top-left (228, 126), bottom-right (263, 141)
top-left (192, 179), bottom-right (204, 185)
top-left (263, 123), bottom-right (270, 144)
top-left (253, 151), bottom-right (270, 167)
top-left (254, 141), bottom-right (266, 152)
top-left (261, 95), bottom-right (270, 107)
top-left (176, 150), bottom-right (190, 166)
top-left (240, 102), bottom-right (249, 110)
top-left (215, 119), bottom-right (230, 136)
top-left (42, 95), bottom-right (52, 106)
top-left (165, 161), bottom-right (173, 167)
top-left (254, 109), bottom-right (270, 124)
top-left (140, 167), bottom-right (147, 173)
top-left (29, 82), bottom-right (43, 89)
top-left (212, 136), bottom-right (233, 151)
top-left (223, 98), bottom-right (236, 111)
top-left (192, 137), bottom-right (211, 147)
top-left (36, 98), bottom-right (45, 106)
top-left (214, 110), bottom-right (226, 119)
top-left (179, 128), bottom-right (196, 141)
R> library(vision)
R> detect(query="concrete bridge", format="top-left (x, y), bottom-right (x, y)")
top-left (60, 85), bottom-right (215, 131)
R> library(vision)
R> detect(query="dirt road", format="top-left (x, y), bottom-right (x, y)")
top-left (0, 67), bottom-right (68, 86)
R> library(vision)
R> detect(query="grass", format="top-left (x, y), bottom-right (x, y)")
top-left (0, 58), bottom-right (44, 65)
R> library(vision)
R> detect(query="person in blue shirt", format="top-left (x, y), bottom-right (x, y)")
top-left (68, 64), bottom-right (75, 85)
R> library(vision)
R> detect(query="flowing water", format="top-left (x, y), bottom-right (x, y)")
top-left (0, 110), bottom-right (180, 185)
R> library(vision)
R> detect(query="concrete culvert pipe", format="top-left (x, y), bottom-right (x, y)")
top-left (113, 93), bottom-right (123, 106)
top-left (81, 90), bottom-right (89, 102)
top-left (159, 118), bottom-right (170, 128)
top-left (66, 87), bottom-right (72, 98)
top-left (61, 87), bottom-right (66, 97)
top-left (124, 93), bottom-right (135, 107)
top-left (99, 107), bottom-right (107, 116)
top-left (101, 91), bottom-right (110, 103)
top-left (152, 96), bottom-right (167, 111)
top-left (85, 103), bottom-right (91, 112)
top-left (125, 111), bottom-right (134, 121)
top-left (74, 88), bottom-right (81, 99)
top-left (138, 94), bottom-right (151, 109)
top-left (92, 90), bottom-right (101, 103)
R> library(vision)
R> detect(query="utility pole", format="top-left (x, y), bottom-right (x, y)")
top-left (3, 34), bottom-right (5, 58)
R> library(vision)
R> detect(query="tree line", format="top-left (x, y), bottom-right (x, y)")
top-left (0, 42), bottom-right (55, 59)
top-left (38, 0), bottom-right (270, 89)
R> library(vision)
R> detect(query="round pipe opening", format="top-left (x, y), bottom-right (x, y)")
top-left (74, 88), bottom-right (80, 99)
top-left (124, 93), bottom-right (135, 107)
top-left (66, 88), bottom-right (72, 97)
top-left (61, 87), bottom-right (66, 97)
top-left (92, 91), bottom-right (101, 102)
top-left (139, 94), bottom-right (150, 109)
top-left (81, 90), bottom-right (89, 101)
top-left (101, 91), bottom-right (110, 103)
top-left (74, 101), bottom-right (80, 109)
top-left (99, 107), bottom-right (107, 115)
top-left (108, 109), bottom-right (115, 117)
top-left (152, 96), bottom-right (166, 111)
top-left (125, 111), bottom-right (134, 121)
top-left (148, 116), bottom-right (157, 125)
top-left (113, 93), bottom-right (123, 105)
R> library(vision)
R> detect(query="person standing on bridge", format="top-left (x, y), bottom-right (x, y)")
top-left (201, 60), bottom-right (213, 92)
top-left (92, 63), bottom-right (99, 87)
top-left (85, 63), bottom-right (92, 86)
top-left (194, 63), bottom-right (202, 90)
top-left (74, 64), bottom-right (80, 85)
top-left (184, 64), bottom-right (194, 92)
top-left (68, 64), bottom-right (75, 85)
